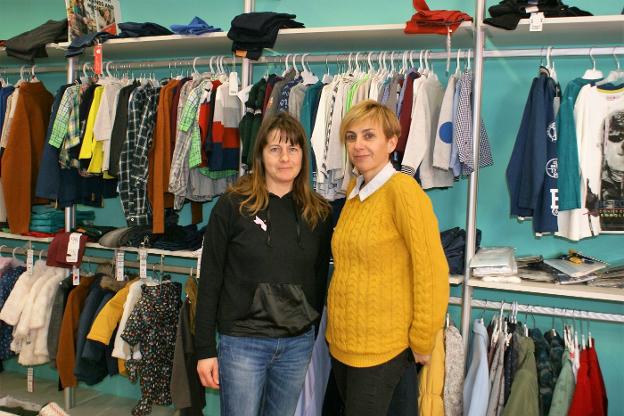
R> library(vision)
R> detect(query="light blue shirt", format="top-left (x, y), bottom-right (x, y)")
top-left (463, 318), bottom-right (490, 416)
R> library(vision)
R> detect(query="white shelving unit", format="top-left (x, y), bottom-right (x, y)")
top-left (484, 15), bottom-right (624, 48)
top-left (468, 278), bottom-right (624, 303)
top-left (459, 3), bottom-right (624, 340)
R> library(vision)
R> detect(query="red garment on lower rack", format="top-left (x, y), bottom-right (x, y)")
top-left (587, 341), bottom-right (608, 416)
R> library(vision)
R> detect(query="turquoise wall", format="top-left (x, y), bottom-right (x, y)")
top-left (1, 1), bottom-right (624, 415)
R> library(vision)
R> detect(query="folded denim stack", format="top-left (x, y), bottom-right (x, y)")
top-left (440, 227), bottom-right (482, 275)
top-left (228, 12), bottom-right (304, 60)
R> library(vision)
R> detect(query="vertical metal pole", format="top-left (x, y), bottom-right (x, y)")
top-left (461, 0), bottom-right (487, 351)
top-left (64, 56), bottom-right (76, 411)
top-left (241, 0), bottom-right (255, 88)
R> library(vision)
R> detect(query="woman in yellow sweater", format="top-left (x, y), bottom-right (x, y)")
top-left (326, 100), bottom-right (449, 415)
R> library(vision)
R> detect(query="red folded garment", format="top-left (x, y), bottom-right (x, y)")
top-left (46, 231), bottom-right (88, 268)
top-left (405, 0), bottom-right (472, 35)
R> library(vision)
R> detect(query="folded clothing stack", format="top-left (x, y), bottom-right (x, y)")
top-left (228, 12), bottom-right (304, 60)
top-left (485, 0), bottom-right (592, 30)
top-left (170, 17), bottom-right (222, 35)
top-left (29, 207), bottom-right (95, 234)
top-left (3, 19), bottom-right (67, 63)
top-left (440, 227), bottom-right (482, 275)
top-left (470, 246), bottom-right (521, 283)
top-left (98, 214), bottom-right (204, 251)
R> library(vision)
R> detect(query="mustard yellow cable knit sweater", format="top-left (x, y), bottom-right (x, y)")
top-left (326, 173), bottom-right (449, 367)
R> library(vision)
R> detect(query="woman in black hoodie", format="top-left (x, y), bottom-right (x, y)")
top-left (195, 112), bottom-right (332, 416)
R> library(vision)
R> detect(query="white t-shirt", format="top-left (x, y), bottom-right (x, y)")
top-left (556, 85), bottom-right (624, 240)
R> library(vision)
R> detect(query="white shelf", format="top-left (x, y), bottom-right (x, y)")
top-left (0, 232), bottom-right (53, 243)
top-left (0, 232), bottom-right (199, 259)
top-left (268, 23), bottom-right (474, 53)
top-left (1, 22), bottom-right (475, 66)
top-left (85, 242), bottom-right (200, 259)
top-left (485, 15), bottom-right (624, 48)
top-left (468, 278), bottom-right (624, 303)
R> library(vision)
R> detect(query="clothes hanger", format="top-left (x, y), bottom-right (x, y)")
top-left (466, 49), bottom-right (472, 72)
top-left (30, 65), bottom-right (38, 82)
top-left (546, 46), bottom-right (557, 81)
top-left (596, 48), bottom-right (624, 86)
top-left (454, 49), bottom-right (462, 77)
top-left (301, 53), bottom-right (319, 85)
top-left (582, 47), bottom-right (603, 80)
top-left (0, 245), bottom-right (5, 257)
top-left (418, 50), bottom-right (424, 73)
top-left (321, 55), bottom-right (332, 84)
top-left (282, 53), bottom-right (292, 76)
top-left (409, 50), bottom-right (415, 70)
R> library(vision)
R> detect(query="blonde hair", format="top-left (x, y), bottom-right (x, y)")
top-left (340, 99), bottom-right (401, 143)
top-left (229, 112), bottom-right (331, 229)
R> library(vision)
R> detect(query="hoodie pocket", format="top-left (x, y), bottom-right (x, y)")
top-left (232, 283), bottom-right (319, 335)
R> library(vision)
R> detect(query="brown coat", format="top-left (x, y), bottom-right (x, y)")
top-left (56, 275), bottom-right (95, 388)
top-left (148, 79), bottom-right (203, 234)
top-left (1, 81), bottom-right (53, 234)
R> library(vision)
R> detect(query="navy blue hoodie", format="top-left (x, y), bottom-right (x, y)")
top-left (506, 72), bottom-right (558, 233)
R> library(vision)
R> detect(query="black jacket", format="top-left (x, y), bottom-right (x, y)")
top-left (195, 191), bottom-right (332, 359)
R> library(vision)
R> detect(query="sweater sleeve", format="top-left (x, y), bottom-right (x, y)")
top-left (393, 176), bottom-right (449, 355)
top-left (195, 194), bottom-right (234, 359)
top-left (313, 215), bottom-right (333, 316)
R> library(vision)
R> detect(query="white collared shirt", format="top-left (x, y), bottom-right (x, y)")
top-left (348, 162), bottom-right (397, 201)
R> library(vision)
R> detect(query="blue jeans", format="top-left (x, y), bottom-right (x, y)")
top-left (218, 327), bottom-right (315, 416)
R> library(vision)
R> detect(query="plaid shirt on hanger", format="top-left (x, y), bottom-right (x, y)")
top-left (130, 85), bottom-right (161, 225)
top-left (119, 85), bottom-right (149, 226)
top-left (49, 85), bottom-right (79, 151)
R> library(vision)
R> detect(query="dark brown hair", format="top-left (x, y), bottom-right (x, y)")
top-left (229, 112), bottom-right (331, 229)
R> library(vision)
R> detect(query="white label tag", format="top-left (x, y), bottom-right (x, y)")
top-left (27, 367), bottom-right (34, 392)
top-left (115, 250), bottom-right (125, 281)
top-left (229, 72), bottom-right (239, 96)
top-left (529, 12), bottom-right (544, 32)
top-left (139, 248), bottom-right (147, 279)
top-left (26, 249), bottom-right (34, 274)
top-left (196, 248), bottom-right (202, 279)
top-left (525, 5), bottom-right (539, 13)
top-left (66, 233), bottom-right (82, 263)
top-left (72, 266), bottom-right (80, 286)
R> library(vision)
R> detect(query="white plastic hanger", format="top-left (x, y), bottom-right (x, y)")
top-left (596, 48), bottom-right (624, 86)
top-left (418, 50), bottom-right (424, 73)
top-left (282, 53), bottom-right (292, 76)
top-left (546, 46), bottom-right (557, 82)
top-left (582, 48), bottom-right (603, 80)
top-left (409, 50), bottom-right (415, 70)
top-left (30, 65), bottom-right (39, 82)
top-left (322, 56), bottom-right (332, 84)
top-left (466, 49), bottom-right (472, 71)
top-left (301, 53), bottom-right (319, 85)
top-left (454, 49), bottom-right (462, 77)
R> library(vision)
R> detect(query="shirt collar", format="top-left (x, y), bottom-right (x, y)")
top-left (348, 162), bottom-right (396, 201)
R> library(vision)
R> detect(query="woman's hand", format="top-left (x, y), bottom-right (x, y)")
top-left (412, 352), bottom-right (431, 366)
top-left (197, 357), bottom-right (220, 389)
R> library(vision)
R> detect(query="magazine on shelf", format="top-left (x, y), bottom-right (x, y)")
top-left (65, 0), bottom-right (122, 41)
top-left (543, 257), bottom-right (607, 279)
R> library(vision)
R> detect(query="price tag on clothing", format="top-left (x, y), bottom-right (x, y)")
top-left (72, 266), bottom-right (80, 286)
top-left (229, 71), bottom-right (239, 96)
top-left (529, 12), bottom-right (544, 32)
top-left (93, 44), bottom-right (103, 75)
top-left (26, 249), bottom-right (34, 274)
top-left (115, 250), bottom-right (125, 281)
top-left (139, 248), bottom-right (148, 279)
top-left (196, 248), bottom-right (203, 279)
top-left (27, 367), bottom-right (34, 392)
top-left (66, 233), bottom-right (82, 263)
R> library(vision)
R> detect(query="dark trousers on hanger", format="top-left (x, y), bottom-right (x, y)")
top-left (330, 349), bottom-right (418, 416)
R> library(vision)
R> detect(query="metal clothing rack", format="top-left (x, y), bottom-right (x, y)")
top-left (0, 245), bottom-right (197, 276)
top-left (460, 0), bottom-right (624, 348)
top-left (449, 297), bottom-right (624, 324)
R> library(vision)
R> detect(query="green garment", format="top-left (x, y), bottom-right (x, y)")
top-left (502, 335), bottom-right (539, 416)
top-left (548, 348), bottom-right (576, 416)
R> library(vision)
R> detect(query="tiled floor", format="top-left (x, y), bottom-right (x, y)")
top-left (0, 371), bottom-right (177, 415)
